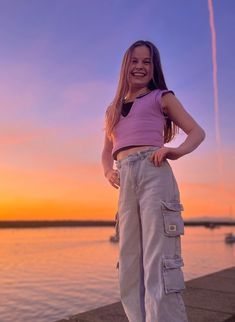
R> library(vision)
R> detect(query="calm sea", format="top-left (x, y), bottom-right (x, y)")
top-left (0, 226), bottom-right (234, 322)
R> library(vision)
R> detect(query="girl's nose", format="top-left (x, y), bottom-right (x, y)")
top-left (136, 62), bottom-right (144, 69)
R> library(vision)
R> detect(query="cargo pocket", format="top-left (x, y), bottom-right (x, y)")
top-left (162, 256), bottom-right (185, 294)
top-left (161, 201), bottom-right (184, 237)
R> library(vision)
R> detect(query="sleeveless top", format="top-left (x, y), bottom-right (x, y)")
top-left (112, 89), bottom-right (174, 160)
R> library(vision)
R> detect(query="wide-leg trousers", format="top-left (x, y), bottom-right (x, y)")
top-left (116, 148), bottom-right (188, 322)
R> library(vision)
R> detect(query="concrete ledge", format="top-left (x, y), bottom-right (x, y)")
top-left (55, 266), bottom-right (235, 322)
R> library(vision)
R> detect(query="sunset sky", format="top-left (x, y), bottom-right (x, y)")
top-left (0, 0), bottom-right (234, 220)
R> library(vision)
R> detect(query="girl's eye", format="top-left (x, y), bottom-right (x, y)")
top-left (131, 59), bottom-right (151, 64)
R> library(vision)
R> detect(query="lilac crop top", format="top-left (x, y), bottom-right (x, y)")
top-left (112, 89), bottom-right (174, 160)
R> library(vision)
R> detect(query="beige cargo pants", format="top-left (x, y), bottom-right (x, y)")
top-left (116, 148), bottom-right (188, 322)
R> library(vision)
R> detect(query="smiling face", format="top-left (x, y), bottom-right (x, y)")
top-left (127, 45), bottom-right (153, 92)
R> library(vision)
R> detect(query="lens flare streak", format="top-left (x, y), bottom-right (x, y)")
top-left (208, 0), bottom-right (221, 148)
top-left (208, 0), bottom-right (224, 189)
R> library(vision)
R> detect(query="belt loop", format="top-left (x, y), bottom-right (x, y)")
top-left (115, 160), bottom-right (121, 170)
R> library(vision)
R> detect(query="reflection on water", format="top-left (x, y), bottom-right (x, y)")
top-left (0, 226), bottom-right (234, 322)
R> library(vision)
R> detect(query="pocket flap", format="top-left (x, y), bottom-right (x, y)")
top-left (161, 201), bottom-right (184, 212)
top-left (162, 256), bottom-right (185, 294)
top-left (163, 256), bottom-right (184, 269)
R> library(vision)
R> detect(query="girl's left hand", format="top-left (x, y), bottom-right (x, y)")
top-left (149, 147), bottom-right (180, 166)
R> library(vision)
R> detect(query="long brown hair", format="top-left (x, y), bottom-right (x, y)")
top-left (105, 40), bottom-right (178, 142)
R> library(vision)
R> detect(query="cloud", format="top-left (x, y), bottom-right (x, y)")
top-left (0, 125), bottom-right (53, 147)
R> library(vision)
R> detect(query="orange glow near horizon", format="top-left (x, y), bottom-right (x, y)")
top-left (0, 150), bottom-right (234, 221)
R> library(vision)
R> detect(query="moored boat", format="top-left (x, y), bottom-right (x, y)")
top-left (225, 233), bottom-right (235, 244)
top-left (110, 212), bottom-right (119, 243)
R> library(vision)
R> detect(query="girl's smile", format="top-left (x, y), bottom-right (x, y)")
top-left (131, 71), bottom-right (147, 77)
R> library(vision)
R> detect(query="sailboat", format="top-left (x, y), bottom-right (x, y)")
top-left (225, 233), bottom-right (235, 244)
top-left (224, 206), bottom-right (235, 244)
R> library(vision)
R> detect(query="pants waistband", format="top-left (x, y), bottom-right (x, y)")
top-left (115, 147), bottom-right (160, 169)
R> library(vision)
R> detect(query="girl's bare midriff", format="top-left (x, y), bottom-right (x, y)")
top-left (116, 145), bottom-right (156, 161)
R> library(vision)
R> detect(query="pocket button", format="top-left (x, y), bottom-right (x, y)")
top-left (169, 224), bottom-right (177, 232)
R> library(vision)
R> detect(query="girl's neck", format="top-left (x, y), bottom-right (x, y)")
top-left (125, 87), bottom-right (150, 102)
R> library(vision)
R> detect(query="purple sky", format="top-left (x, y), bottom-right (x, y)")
top-left (0, 0), bottom-right (234, 220)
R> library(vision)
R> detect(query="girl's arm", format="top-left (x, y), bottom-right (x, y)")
top-left (101, 134), bottom-right (120, 189)
top-left (150, 93), bottom-right (206, 166)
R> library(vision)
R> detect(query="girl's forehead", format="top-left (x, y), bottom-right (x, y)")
top-left (131, 45), bottom-right (151, 57)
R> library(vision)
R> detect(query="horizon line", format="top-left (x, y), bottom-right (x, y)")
top-left (0, 219), bottom-right (235, 229)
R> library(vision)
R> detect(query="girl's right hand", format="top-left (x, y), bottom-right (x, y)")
top-left (105, 169), bottom-right (120, 189)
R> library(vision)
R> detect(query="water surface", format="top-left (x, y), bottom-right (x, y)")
top-left (0, 226), bottom-right (234, 322)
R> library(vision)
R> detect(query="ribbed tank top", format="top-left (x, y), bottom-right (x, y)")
top-left (112, 89), bottom-right (173, 160)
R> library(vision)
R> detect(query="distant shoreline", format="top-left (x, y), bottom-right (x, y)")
top-left (0, 220), bottom-right (235, 229)
top-left (0, 220), bottom-right (115, 229)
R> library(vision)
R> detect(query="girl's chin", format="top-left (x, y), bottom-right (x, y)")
top-left (129, 82), bottom-right (149, 89)
top-left (129, 77), bottom-right (150, 85)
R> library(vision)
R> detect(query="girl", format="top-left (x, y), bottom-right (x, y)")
top-left (102, 40), bottom-right (205, 322)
